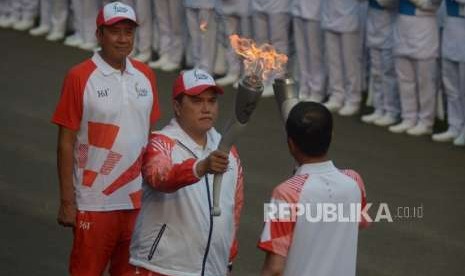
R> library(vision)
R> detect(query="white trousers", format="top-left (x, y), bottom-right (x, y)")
top-left (325, 30), bottom-right (362, 105)
top-left (395, 57), bottom-right (437, 127)
top-left (218, 14), bottom-right (251, 76)
top-left (442, 59), bottom-right (465, 132)
top-left (252, 11), bottom-right (290, 56)
top-left (49, 0), bottom-right (68, 35)
top-left (293, 17), bottom-right (326, 100)
top-left (186, 8), bottom-right (217, 73)
top-left (10, 0), bottom-right (39, 21)
top-left (369, 47), bottom-right (400, 116)
top-left (37, 0), bottom-right (51, 27)
top-left (155, 0), bottom-right (184, 64)
top-left (134, 0), bottom-right (153, 55)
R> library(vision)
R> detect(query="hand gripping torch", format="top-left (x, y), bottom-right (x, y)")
top-left (272, 77), bottom-right (299, 123)
top-left (212, 75), bottom-right (264, 216)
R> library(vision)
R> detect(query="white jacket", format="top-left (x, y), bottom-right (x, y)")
top-left (130, 119), bottom-right (244, 276)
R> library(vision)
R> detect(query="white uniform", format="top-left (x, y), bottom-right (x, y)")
top-left (10, 0), bottom-right (38, 22)
top-left (394, 0), bottom-right (442, 128)
top-left (74, 0), bottom-right (99, 45)
top-left (216, 0), bottom-right (252, 78)
top-left (155, 0), bottom-right (184, 65)
top-left (184, 0), bottom-right (217, 73)
top-left (441, 0), bottom-right (465, 133)
top-left (322, 0), bottom-right (362, 107)
top-left (252, 0), bottom-right (291, 58)
top-left (366, 0), bottom-right (400, 117)
top-left (292, 0), bottom-right (326, 101)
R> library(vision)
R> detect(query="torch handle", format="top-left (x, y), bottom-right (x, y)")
top-left (212, 121), bottom-right (246, 217)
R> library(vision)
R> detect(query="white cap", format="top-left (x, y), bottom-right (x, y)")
top-left (96, 2), bottom-right (137, 28)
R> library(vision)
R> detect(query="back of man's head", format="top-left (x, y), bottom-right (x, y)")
top-left (286, 102), bottom-right (333, 157)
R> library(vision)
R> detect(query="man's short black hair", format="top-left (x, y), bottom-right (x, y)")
top-left (286, 102), bottom-right (333, 157)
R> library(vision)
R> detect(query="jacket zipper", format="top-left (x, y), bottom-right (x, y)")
top-left (148, 223), bottom-right (167, 261)
top-left (201, 176), bottom-right (214, 276)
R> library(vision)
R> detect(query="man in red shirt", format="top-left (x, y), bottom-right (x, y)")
top-left (51, 2), bottom-right (160, 275)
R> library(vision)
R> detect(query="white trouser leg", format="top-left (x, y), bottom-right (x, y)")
top-left (80, 0), bottom-right (99, 44)
top-left (186, 8), bottom-right (204, 69)
top-left (442, 59), bottom-right (465, 132)
top-left (416, 58), bottom-right (437, 127)
top-left (341, 31), bottom-right (362, 105)
top-left (151, 0), bottom-right (159, 53)
top-left (369, 48), bottom-right (384, 112)
top-left (10, 0), bottom-right (21, 20)
top-left (135, 0), bottom-right (152, 55)
top-left (50, 0), bottom-right (68, 34)
top-left (21, 0), bottom-right (39, 21)
top-left (269, 12), bottom-right (290, 56)
top-left (223, 15), bottom-right (241, 75)
top-left (198, 8), bottom-right (216, 73)
top-left (38, 0), bottom-right (51, 27)
top-left (381, 47), bottom-right (400, 116)
top-left (396, 56), bottom-right (418, 123)
top-left (293, 17), bottom-right (311, 98)
top-left (167, 0), bottom-right (183, 64)
top-left (71, 0), bottom-right (82, 37)
top-left (325, 31), bottom-right (344, 104)
top-left (252, 11), bottom-right (268, 45)
top-left (155, 0), bottom-right (170, 57)
top-left (307, 19), bottom-right (326, 99)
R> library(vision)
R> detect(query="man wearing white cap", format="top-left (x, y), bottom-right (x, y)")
top-left (51, 2), bottom-right (160, 274)
top-left (130, 69), bottom-right (244, 276)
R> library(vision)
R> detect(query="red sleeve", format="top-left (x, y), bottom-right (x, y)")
top-left (131, 60), bottom-right (161, 125)
top-left (51, 60), bottom-right (95, 131)
top-left (257, 174), bottom-right (308, 257)
top-left (142, 133), bottom-right (200, 193)
top-left (342, 169), bottom-right (371, 229)
top-left (228, 146), bottom-right (244, 262)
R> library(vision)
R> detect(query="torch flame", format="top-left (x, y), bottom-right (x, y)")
top-left (229, 34), bottom-right (288, 82)
top-left (200, 20), bottom-right (208, 32)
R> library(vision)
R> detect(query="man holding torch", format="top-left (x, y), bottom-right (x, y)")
top-left (130, 69), bottom-right (244, 276)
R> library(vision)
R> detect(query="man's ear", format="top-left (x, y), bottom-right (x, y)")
top-left (287, 137), bottom-right (296, 155)
top-left (173, 100), bottom-right (181, 117)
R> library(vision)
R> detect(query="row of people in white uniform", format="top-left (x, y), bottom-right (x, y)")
top-left (1, 0), bottom-right (464, 145)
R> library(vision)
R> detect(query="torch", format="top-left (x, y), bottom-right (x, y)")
top-left (212, 34), bottom-right (288, 216)
top-left (212, 75), bottom-right (263, 216)
top-left (272, 77), bottom-right (299, 123)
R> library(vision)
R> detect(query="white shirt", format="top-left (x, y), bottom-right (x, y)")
top-left (258, 161), bottom-right (368, 276)
top-left (252, 0), bottom-right (290, 14)
top-left (291, 0), bottom-right (322, 21)
top-left (321, 0), bottom-right (361, 32)
top-left (52, 53), bottom-right (160, 211)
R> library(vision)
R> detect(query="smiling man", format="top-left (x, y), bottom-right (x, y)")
top-left (130, 69), bottom-right (244, 276)
top-left (51, 2), bottom-right (160, 275)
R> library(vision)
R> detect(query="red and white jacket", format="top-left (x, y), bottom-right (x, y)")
top-left (130, 119), bottom-right (244, 276)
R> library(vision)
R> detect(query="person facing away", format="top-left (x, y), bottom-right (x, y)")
top-left (51, 2), bottom-right (160, 275)
top-left (259, 102), bottom-right (370, 276)
top-left (130, 69), bottom-right (244, 276)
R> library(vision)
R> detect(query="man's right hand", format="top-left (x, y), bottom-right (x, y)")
top-left (57, 201), bottom-right (77, 227)
top-left (196, 150), bottom-right (230, 177)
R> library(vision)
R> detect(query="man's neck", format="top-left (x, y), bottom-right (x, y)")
top-left (177, 121), bottom-right (207, 147)
top-left (297, 155), bottom-right (328, 165)
top-left (99, 51), bottom-right (126, 72)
